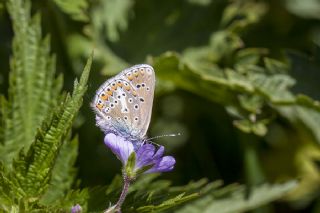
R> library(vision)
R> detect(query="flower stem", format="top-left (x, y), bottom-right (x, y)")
top-left (114, 174), bottom-right (131, 213)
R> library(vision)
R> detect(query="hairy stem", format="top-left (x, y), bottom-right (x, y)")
top-left (104, 174), bottom-right (132, 213)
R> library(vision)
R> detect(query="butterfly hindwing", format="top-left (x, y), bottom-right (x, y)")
top-left (92, 64), bottom-right (155, 139)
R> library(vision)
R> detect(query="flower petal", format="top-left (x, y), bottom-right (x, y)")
top-left (104, 133), bottom-right (134, 164)
top-left (71, 204), bottom-right (82, 213)
top-left (153, 146), bottom-right (164, 160)
top-left (135, 144), bottom-right (155, 168)
top-left (147, 156), bottom-right (176, 173)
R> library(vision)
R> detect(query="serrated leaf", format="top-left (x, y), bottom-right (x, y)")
top-left (221, 1), bottom-right (267, 32)
top-left (175, 181), bottom-right (297, 213)
top-left (39, 135), bottom-right (79, 205)
top-left (137, 192), bottom-right (199, 213)
top-left (53, 0), bottom-right (89, 21)
top-left (233, 119), bottom-right (268, 136)
top-left (91, 0), bottom-right (133, 42)
top-left (7, 52), bottom-right (92, 200)
top-left (151, 51), bottom-right (320, 138)
top-left (0, 0), bottom-right (62, 166)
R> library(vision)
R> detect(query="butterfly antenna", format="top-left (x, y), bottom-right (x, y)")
top-left (148, 133), bottom-right (181, 141)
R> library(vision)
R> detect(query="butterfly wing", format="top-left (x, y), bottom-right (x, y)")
top-left (92, 64), bottom-right (155, 139)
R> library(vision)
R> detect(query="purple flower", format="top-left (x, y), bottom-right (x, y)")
top-left (104, 133), bottom-right (175, 176)
top-left (71, 204), bottom-right (82, 213)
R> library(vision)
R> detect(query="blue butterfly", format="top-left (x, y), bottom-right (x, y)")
top-left (92, 64), bottom-right (155, 142)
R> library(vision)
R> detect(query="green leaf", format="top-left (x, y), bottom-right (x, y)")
top-left (233, 119), bottom-right (268, 136)
top-left (125, 152), bottom-right (136, 179)
top-left (151, 51), bottom-right (320, 138)
top-left (6, 52), bottom-right (93, 201)
top-left (0, 0), bottom-right (63, 166)
top-left (39, 135), bottom-right (79, 205)
top-left (285, 0), bottom-right (320, 20)
top-left (122, 176), bottom-right (216, 212)
top-left (175, 181), bottom-right (298, 213)
top-left (52, 0), bottom-right (89, 21)
top-left (278, 105), bottom-right (320, 144)
top-left (221, 1), bottom-right (267, 32)
top-left (137, 192), bottom-right (199, 213)
top-left (91, 0), bottom-right (133, 42)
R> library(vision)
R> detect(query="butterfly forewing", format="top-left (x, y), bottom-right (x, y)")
top-left (92, 64), bottom-right (155, 139)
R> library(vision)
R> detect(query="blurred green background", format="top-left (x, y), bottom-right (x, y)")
top-left (2, 0), bottom-right (320, 212)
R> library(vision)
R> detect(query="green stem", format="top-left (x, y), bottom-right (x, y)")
top-left (244, 140), bottom-right (265, 185)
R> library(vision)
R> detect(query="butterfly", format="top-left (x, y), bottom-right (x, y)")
top-left (92, 64), bottom-right (155, 142)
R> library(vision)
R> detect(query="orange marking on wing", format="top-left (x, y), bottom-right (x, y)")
top-left (132, 90), bottom-right (137, 97)
top-left (101, 94), bottom-right (108, 101)
top-left (96, 103), bottom-right (104, 110)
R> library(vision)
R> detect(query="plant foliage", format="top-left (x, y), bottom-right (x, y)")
top-left (0, 0), bottom-right (92, 211)
top-left (1, 0), bottom-right (319, 212)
